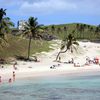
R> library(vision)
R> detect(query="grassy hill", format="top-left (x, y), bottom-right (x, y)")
top-left (0, 34), bottom-right (50, 62)
top-left (44, 23), bottom-right (100, 40)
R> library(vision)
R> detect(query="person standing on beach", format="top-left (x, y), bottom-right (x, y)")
top-left (71, 58), bottom-right (74, 64)
top-left (13, 62), bottom-right (17, 70)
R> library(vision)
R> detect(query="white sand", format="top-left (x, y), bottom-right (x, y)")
top-left (1, 40), bottom-right (100, 83)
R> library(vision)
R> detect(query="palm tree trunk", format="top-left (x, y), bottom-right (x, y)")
top-left (27, 36), bottom-right (32, 60)
top-left (56, 52), bottom-right (60, 61)
top-left (0, 20), bottom-right (2, 33)
top-left (56, 49), bottom-right (68, 61)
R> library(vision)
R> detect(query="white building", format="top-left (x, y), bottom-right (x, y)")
top-left (17, 20), bottom-right (27, 30)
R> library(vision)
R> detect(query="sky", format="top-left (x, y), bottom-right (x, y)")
top-left (0, 0), bottom-right (100, 27)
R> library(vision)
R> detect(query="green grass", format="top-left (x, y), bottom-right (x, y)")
top-left (0, 34), bottom-right (51, 60)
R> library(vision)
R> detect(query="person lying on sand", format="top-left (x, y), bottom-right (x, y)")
top-left (64, 58), bottom-right (74, 64)
top-left (50, 65), bottom-right (56, 69)
top-left (74, 63), bottom-right (80, 67)
top-left (34, 56), bottom-right (40, 62)
top-left (68, 58), bottom-right (74, 64)
top-left (50, 64), bottom-right (61, 69)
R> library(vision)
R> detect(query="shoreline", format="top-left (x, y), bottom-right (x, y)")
top-left (1, 64), bottom-right (100, 83)
top-left (16, 67), bottom-right (100, 80)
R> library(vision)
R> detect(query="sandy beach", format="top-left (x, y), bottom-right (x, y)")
top-left (1, 40), bottom-right (100, 83)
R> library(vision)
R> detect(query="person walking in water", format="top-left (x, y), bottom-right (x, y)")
top-left (9, 78), bottom-right (12, 83)
top-left (0, 76), bottom-right (2, 83)
top-left (13, 71), bottom-right (15, 81)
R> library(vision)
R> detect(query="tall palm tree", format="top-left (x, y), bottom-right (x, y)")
top-left (44, 27), bottom-right (49, 33)
top-left (79, 24), bottom-right (84, 38)
top-left (89, 27), bottom-right (94, 39)
top-left (51, 25), bottom-right (55, 34)
top-left (63, 26), bottom-right (67, 31)
top-left (76, 23), bottom-right (80, 38)
top-left (55, 34), bottom-right (79, 61)
top-left (0, 8), bottom-right (6, 33)
top-left (1, 17), bottom-right (14, 33)
top-left (0, 8), bottom-right (6, 22)
top-left (63, 26), bottom-right (67, 38)
top-left (23, 17), bottom-right (42, 60)
top-left (95, 27), bottom-right (100, 38)
top-left (57, 27), bottom-right (62, 34)
top-left (0, 8), bottom-right (14, 48)
top-left (0, 18), bottom-right (14, 47)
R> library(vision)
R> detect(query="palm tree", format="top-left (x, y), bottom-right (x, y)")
top-left (23, 17), bottom-right (42, 60)
top-left (55, 34), bottom-right (79, 61)
top-left (95, 27), bottom-right (100, 38)
top-left (89, 27), bottom-right (94, 39)
top-left (0, 8), bottom-right (6, 33)
top-left (0, 17), bottom-right (14, 43)
top-left (51, 25), bottom-right (55, 34)
top-left (1, 17), bottom-right (14, 32)
top-left (76, 23), bottom-right (80, 38)
top-left (44, 27), bottom-right (49, 33)
top-left (63, 26), bottom-right (67, 38)
top-left (63, 26), bottom-right (67, 31)
top-left (79, 24), bottom-right (84, 38)
top-left (0, 8), bottom-right (14, 48)
top-left (57, 27), bottom-right (62, 34)
top-left (0, 8), bottom-right (6, 22)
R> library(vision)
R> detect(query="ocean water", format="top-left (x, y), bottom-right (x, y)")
top-left (0, 75), bottom-right (100, 100)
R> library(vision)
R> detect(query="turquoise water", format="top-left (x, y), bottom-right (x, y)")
top-left (0, 75), bottom-right (100, 100)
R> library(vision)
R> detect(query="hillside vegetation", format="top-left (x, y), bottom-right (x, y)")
top-left (1, 23), bottom-right (100, 62)
top-left (44, 23), bottom-right (100, 40)
top-left (0, 34), bottom-right (50, 61)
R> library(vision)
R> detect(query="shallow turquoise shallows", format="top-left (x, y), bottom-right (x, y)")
top-left (0, 75), bottom-right (100, 100)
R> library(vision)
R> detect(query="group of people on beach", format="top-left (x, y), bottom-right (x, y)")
top-left (0, 62), bottom-right (17, 84)
top-left (50, 56), bottom-right (100, 69)
top-left (0, 71), bottom-right (16, 84)
top-left (74, 57), bottom-right (100, 67)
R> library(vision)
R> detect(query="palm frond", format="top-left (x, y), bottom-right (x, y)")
top-left (22, 16), bottom-right (43, 39)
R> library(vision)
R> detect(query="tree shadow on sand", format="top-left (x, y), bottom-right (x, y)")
top-left (15, 55), bottom-right (38, 62)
